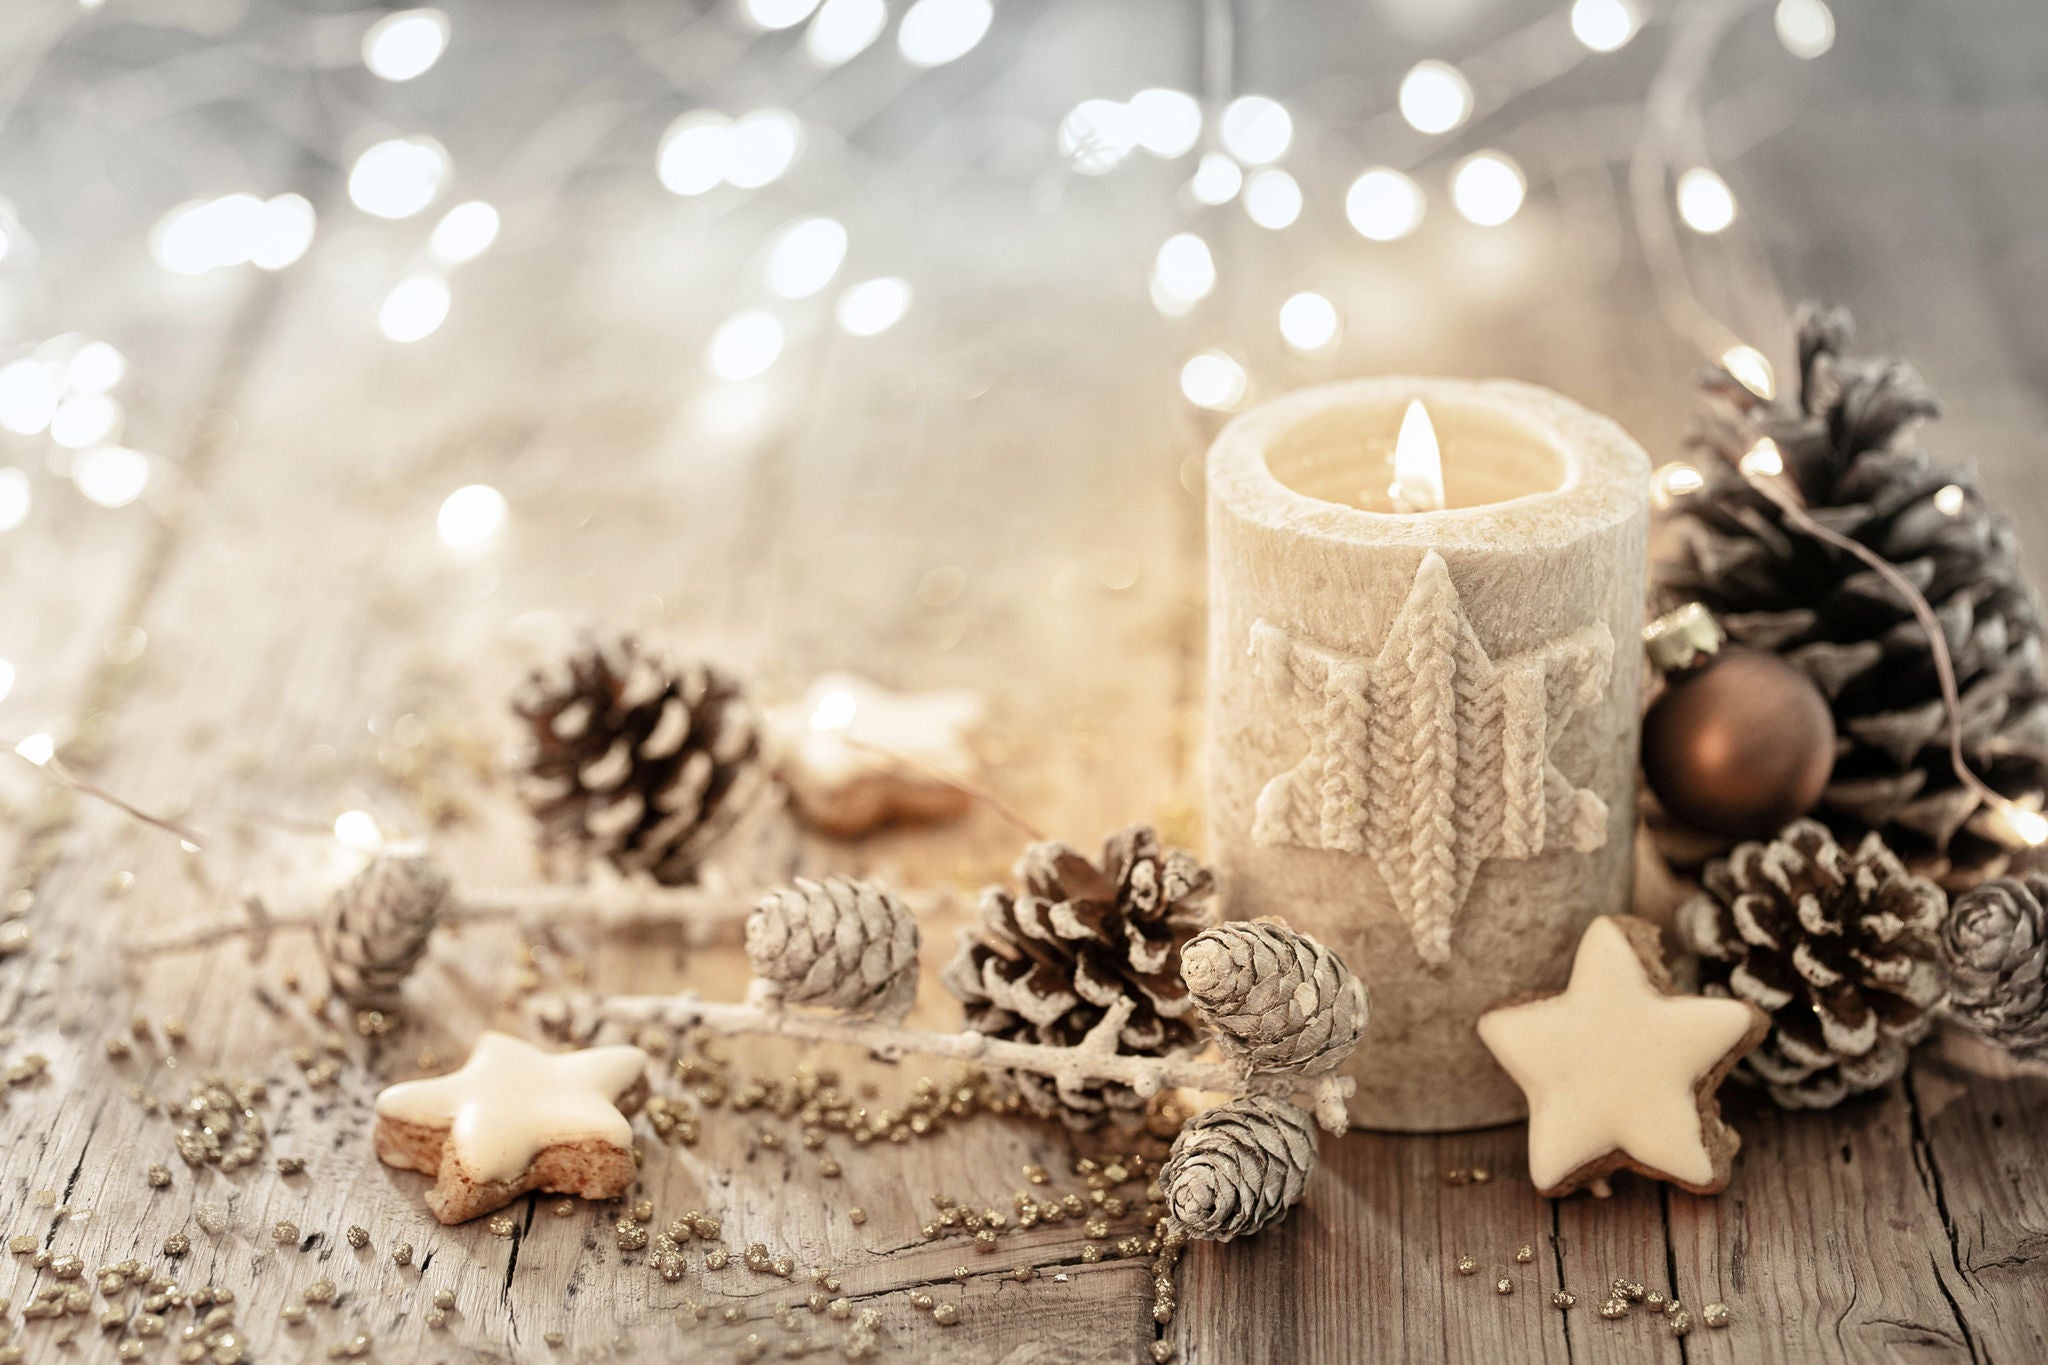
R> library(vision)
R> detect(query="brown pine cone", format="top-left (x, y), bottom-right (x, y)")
top-left (1942, 875), bottom-right (2048, 1064)
top-left (746, 877), bottom-right (920, 1021)
top-left (939, 825), bottom-right (1214, 1127)
top-left (1658, 305), bottom-right (2048, 888)
top-left (1158, 1095), bottom-right (1318, 1242)
top-left (1180, 920), bottom-right (1368, 1078)
top-left (1678, 819), bottom-right (1947, 1108)
top-left (319, 849), bottom-right (452, 1006)
top-left (513, 637), bottom-right (767, 885)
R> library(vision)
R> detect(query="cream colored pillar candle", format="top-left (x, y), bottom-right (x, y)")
top-left (1205, 377), bottom-right (1649, 1132)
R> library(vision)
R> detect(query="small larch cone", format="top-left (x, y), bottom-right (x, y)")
top-left (319, 848), bottom-right (452, 1006)
top-left (1942, 874), bottom-right (2048, 1064)
top-left (1159, 1095), bottom-right (1317, 1242)
top-left (1180, 920), bottom-right (1369, 1078)
top-left (747, 877), bottom-right (920, 1022)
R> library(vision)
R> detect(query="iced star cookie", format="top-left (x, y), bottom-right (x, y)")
top-left (1476, 916), bottom-right (1767, 1198)
top-left (374, 1031), bottom-right (649, 1224)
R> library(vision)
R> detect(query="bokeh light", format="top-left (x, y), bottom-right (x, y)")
top-left (1450, 151), bottom-right (1526, 226)
top-left (1345, 168), bottom-right (1424, 241)
top-left (0, 468), bottom-right (29, 531)
top-left (1059, 100), bottom-right (1138, 175)
top-left (725, 109), bottom-right (802, 188)
top-left (72, 446), bottom-right (151, 509)
top-left (430, 201), bottom-right (499, 265)
top-left (349, 137), bottom-right (448, 219)
top-left (1243, 168), bottom-right (1303, 229)
top-left (1571, 0), bottom-right (1642, 53)
top-left (1677, 167), bottom-right (1736, 233)
top-left (363, 9), bottom-right (450, 81)
top-left (1279, 292), bottom-right (1341, 354)
top-left (744, 0), bottom-right (821, 30)
top-left (708, 309), bottom-right (785, 380)
top-left (1219, 96), bottom-right (1292, 165)
top-left (1180, 351), bottom-right (1248, 410)
top-left (1129, 88), bottom-right (1201, 159)
top-left (806, 0), bottom-right (886, 65)
top-left (897, 0), bottom-right (992, 68)
top-left (765, 217), bottom-right (849, 299)
top-left (835, 277), bottom-right (912, 336)
top-left (437, 483), bottom-right (507, 554)
top-left (379, 272), bottom-right (451, 342)
top-left (1399, 61), bottom-right (1473, 135)
top-left (1189, 153), bottom-right (1243, 206)
top-left (1775, 0), bottom-right (1836, 58)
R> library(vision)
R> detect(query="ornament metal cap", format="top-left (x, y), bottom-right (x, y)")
top-left (1643, 603), bottom-right (1724, 673)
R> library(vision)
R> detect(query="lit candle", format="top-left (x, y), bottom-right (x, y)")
top-left (1206, 377), bottom-right (1649, 1132)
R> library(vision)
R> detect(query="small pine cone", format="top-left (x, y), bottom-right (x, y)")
top-left (319, 849), bottom-right (452, 1006)
top-left (746, 877), bottom-right (920, 1021)
top-left (940, 825), bottom-right (1214, 1128)
top-left (1180, 920), bottom-right (1368, 1078)
top-left (1678, 819), bottom-right (1947, 1108)
top-left (1158, 1096), bottom-right (1317, 1242)
top-left (1942, 875), bottom-right (2048, 1064)
top-left (514, 637), bottom-right (767, 886)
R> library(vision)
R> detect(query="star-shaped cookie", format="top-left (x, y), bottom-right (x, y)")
top-left (1476, 916), bottom-right (1767, 1197)
top-left (374, 1031), bottom-right (649, 1224)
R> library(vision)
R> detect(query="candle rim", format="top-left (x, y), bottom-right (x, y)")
top-left (1207, 376), bottom-right (1648, 552)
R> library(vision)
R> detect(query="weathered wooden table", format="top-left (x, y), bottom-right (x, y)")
top-left (3, 0), bottom-right (2045, 1360)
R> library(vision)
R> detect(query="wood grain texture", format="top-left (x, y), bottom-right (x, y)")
top-left (3, 0), bottom-right (2047, 1361)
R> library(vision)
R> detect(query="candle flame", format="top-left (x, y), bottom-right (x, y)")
top-left (1388, 399), bottom-right (1445, 513)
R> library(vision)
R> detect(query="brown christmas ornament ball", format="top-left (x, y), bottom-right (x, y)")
top-left (1643, 646), bottom-right (1836, 839)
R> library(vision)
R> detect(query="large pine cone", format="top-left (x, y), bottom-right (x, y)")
top-left (514, 638), bottom-right (766, 886)
top-left (1678, 819), bottom-right (1947, 1108)
top-left (940, 825), bottom-right (1214, 1127)
top-left (1158, 1096), bottom-right (1317, 1242)
top-left (1657, 305), bottom-right (2048, 888)
top-left (1942, 875), bottom-right (2048, 1064)
top-left (1180, 920), bottom-right (1368, 1078)
top-left (746, 877), bottom-right (920, 1022)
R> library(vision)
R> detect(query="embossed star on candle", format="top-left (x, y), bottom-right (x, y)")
top-left (769, 672), bottom-right (985, 838)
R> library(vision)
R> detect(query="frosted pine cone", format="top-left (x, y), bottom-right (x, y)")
top-left (1180, 920), bottom-right (1368, 1078)
top-left (319, 848), bottom-right (452, 1006)
top-left (1942, 875), bottom-right (2048, 1064)
top-left (940, 825), bottom-right (1213, 1127)
top-left (1679, 819), bottom-right (1947, 1108)
top-left (746, 877), bottom-right (920, 1022)
top-left (515, 637), bottom-right (767, 886)
top-left (1159, 1096), bottom-right (1317, 1242)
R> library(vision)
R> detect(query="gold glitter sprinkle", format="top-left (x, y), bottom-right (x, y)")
top-left (163, 1234), bottom-right (190, 1257)
top-left (1080, 1247), bottom-right (1102, 1264)
top-left (973, 1230), bottom-right (998, 1252)
top-left (1454, 1254), bottom-right (1478, 1276)
top-left (1670, 1308), bottom-right (1694, 1336)
top-left (1495, 1278), bottom-right (1514, 1296)
top-left (1151, 1344), bottom-right (1177, 1364)
top-left (553, 1200), bottom-right (575, 1218)
top-left (828, 1298), bottom-right (851, 1319)
top-left (7, 1235), bottom-right (34, 1254)
top-left (51, 1255), bottom-right (84, 1279)
top-left (1703, 1302), bottom-right (1731, 1328)
top-left (1443, 1168), bottom-right (1472, 1186)
top-left (1514, 1244), bottom-right (1534, 1264)
top-left (275, 1156), bottom-right (306, 1175)
top-left (1612, 1278), bottom-right (1645, 1302)
top-left (615, 1220), bottom-right (648, 1252)
top-left (908, 1291), bottom-right (934, 1311)
top-left (146, 1165), bottom-right (172, 1189)
top-left (544, 1331), bottom-right (564, 1346)
top-left (933, 1303), bottom-right (960, 1326)
top-left (848, 1208), bottom-right (866, 1226)
top-left (272, 1221), bottom-right (300, 1245)
top-left (424, 1308), bottom-right (448, 1330)
top-left (1470, 1167), bottom-right (1491, 1184)
top-left (431, 1289), bottom-right (456, 1311)
top-left (1552, 1290), bottom-right (1576, 1310)
top-left (1011, 1266), bottom-right (1035, 1283)
top-left (950, 1267), bottom-right (969, 1283)
top-left (1599, 1298), bottom-right (1629, 1320)
top-left (392, 1242), bottom-right (414, 1266)
top-left (705, 1249), bottom-right (730, 1270)
top-left (487, 1216), bottom-right (515, 1239)
top-left (303, 1280), bottom-right (336, 1305)
top-left (280, 1306), bottom-right (306, 1326)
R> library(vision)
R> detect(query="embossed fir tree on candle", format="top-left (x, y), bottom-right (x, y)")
top-left (1206, 378), bottom-right (1650, 1131)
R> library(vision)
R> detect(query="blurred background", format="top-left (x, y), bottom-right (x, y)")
top-left (2, 0), bottom-right (2045, 842)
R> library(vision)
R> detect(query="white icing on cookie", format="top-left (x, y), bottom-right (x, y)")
top-left (375, 1031), bottom-right (646, 1184)
top-left (1476, 917), bottom-right (1757, 1190)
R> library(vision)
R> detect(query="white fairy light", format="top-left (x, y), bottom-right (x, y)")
top-left (1345, 167), bottom-right (1424, 241)
top-left (657, 113), bottom-right (732, 196)
top-left (1740, 437), bottom-right (1785, 479)
top-left (1151, 233), bottom-right (1216, 313)
top-left (0, 468), bottom-right (29, 531)
top-left (1399, 61), bottom-right (1473, 135)
top-left (744, 0), bottom-right (820, 30)
top-left (806, 0), bottom-right (886, 64)
top-left (897, 0), bottom-right (992, 68)
top-left (349, 137), bottom-right (448, 220)
top-left (429, 201), bottom-right (499, 266)
top-left (1059, 100), bottom-right (1138, 175)
top-left (49, 393), bottom-right (121, 450)
top-left (437, 484), bottom-right (506, 554)
top-left (1189, 153), bottom-right (1243, 206)
top-left (1450, 151), bottom-right (1525, 226)
top-left (378, 271), bottom-right (451, 343)
top-left (1677, 167), bottom-right (1737, 233)
top-left (809, 688), bottom-right (858, 732)
top-left (1721, 344), bottom-right (1774, 398)
top-left (1129, 88), bottom-right (1201, 159)
top-left (1278, 292), bottom-right (1341, 354)
top-left (1933, 483), bottom-right (1967, 517)
top-left (72, 446), bottom-right (151, 509)
top-left (1219, 96), bottom-right (1291, 165)
top-left (1570, 0), bottom-right (1641, 53)
top-left (250, 193), bottom-right (316, 270)
top-left (765, 217), bottom-right (848, 299)
top-left (1242, 168), bottom-right (1302, 229)
top-left (707, 309), bottom-right (785, 380)
top-left (333, 809), bottom-right (385, 852)
top-left (835, 277), bottom-right (912, 336)
top-left (726, 109), bottom-right (802, 189)
top-left (149, 200), bottom-right (225, 275)
top-left (0, 359), bottom-right (59, 435)
top-left (362, 9), bottom-right (450, 82)
top-left (1775, 0), bottom-right (1836, 58)
top-left (1180, 351), bottom-right (1247, 411)
top-left (16, 734), bottom-right (54, 767)
top-left (1651, 461), bottom-right (1706, 508)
